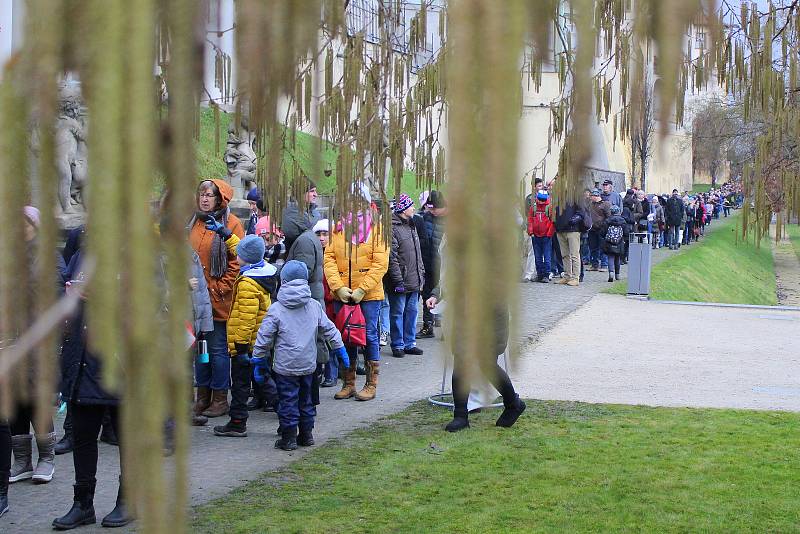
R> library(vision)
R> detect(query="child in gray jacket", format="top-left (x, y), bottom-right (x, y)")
top-left (252, 260), bottom-right (348, 451)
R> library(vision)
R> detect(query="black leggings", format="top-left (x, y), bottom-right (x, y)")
top-left (71, 404), bottom-right (121, 486)
top-left (451, 356), bottom-right (517, 419)
top-left (0, 423), bottom-right (10, 480)
top-left (607, 253), bottom-right (621, 276)
top-left (10, 401), bottom-right (54, 436)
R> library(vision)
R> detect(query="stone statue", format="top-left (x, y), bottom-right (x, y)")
top-left (223, 116), bottom-right (257, 199)
top-left (53, 83), bottom-right (88, 214)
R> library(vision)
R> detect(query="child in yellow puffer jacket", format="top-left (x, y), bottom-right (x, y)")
top-left (214, 235), bottom-right (276, 438)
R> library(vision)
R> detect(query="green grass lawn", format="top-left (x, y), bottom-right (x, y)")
top-left (689, 183), bottom-right (712, 194)
top-left (606, 213), bottom-right (777, 305)
top-left (192, 400), bottom-right (800, 533)
top-left (195, 108), bottom-right (425, 200)
top-left (787, 222), bottom-right (800, 262)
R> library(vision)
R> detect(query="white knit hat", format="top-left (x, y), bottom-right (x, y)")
top-left (312, 219), bottom-right (330, 234)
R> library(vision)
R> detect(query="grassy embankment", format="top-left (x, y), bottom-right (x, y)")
top-left (193, 400), bottom-right (800, 533)
top-left (195, 108), bottom-right (425, 200)
top-left (787, 222), bottom-right (800, 262)
top-left (606, 213), bottom-right (777, 305)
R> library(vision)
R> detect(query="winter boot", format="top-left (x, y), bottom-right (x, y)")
top-left (52, 483), bottom-right (96, 530)
top-left (201, 390), bottom-right (229, 418)
top-left (213, 418), bottom-right (247, 437)
top-left (54, 432), bottom-right (74, 455)
top-left (417, 323), bottom-right (435, 339)
top-left (297, 428), bottom-right (315, 447)
top-left (32, 432), bottom-right (56, 483)
top-left (334, 363), bottom-right (357, 400)
top-left (274, 427), bottom-right (298, 451)
top-left (0, 469), bottom-right (8, 518)
top-left (445, 416), bottom-right (470, 432)
top-left (9, 434), bottom-right (33, 483)
top-left (101, 478), bottom-right (134, 528)
top-left (355, 361), bottom-right (379, 401)
top-left (192, 386), bottom-right (212, 416)
top-left (496, 397), bottom-right (527, 428)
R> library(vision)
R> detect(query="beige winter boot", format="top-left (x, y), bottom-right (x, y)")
top-left (334, 364), bottom-right (357, 400)
top-left (355, 361), bottom-right (379, 401)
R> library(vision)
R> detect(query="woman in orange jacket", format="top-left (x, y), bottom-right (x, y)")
top-left (188, 179), bottom-right (245, 419)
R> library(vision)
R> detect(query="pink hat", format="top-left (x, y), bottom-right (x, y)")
top-left (255, 216), bottom-right (279, 237)
top-left (23, 206), bottom-right (40, 228)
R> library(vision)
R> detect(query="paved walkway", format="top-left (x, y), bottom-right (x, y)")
top-left (0, 232), bottom-right (712, 532)
top-left (514, 293), bottom-right (800, 411)
top-left (772, 228), bottom-right (800, 306)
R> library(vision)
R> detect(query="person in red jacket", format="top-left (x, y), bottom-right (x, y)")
top-left (527, 190), bottom-right (556, 283)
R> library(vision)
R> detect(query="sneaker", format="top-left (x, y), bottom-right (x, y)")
top-left (537, 276), bottom-right (549, 283)
top-left (379, 331), bottom-right (389, 346)
top-left (320, 378), bottom-right (337, 388)
top-left (554, 278), bottom-right (569, 285)
top-left (213, 419), bottom-right (247, 437)
top-left (548, 272), bottom-right (554, 280)
top-left (404, 347), bottom-right (423, 356)
top-left (391, 349), bottom-right (405, 358)
top-left (417, 324), bottom-right (435, 339)
top-left (608, 276), bottom-right (614, 282)
top-left (566, 279), bottom-right (579, 287)
top-left (297, 429), bottom-right (315, 447)
top-left (246, 397), bottom-right (264, 411)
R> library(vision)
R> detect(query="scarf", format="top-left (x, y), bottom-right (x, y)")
top-left (240, 259), bottom-right (265, 274)
top-left (189, 207), bottom-right (229, 279)
top-left (337, 211), bottom-right (372, 244)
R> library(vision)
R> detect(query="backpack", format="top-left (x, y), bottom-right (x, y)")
top-left (528, 203), bottom-right (554, 237)
top-left (605, 224), bottom-right (624, 245)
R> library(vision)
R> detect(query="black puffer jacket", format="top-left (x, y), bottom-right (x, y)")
top-left (420, 210), bottom-right (445, 290)
top-left (554, 202), bottom-right (592, 233)
top-left (388, 213), bottom-right (425, 293)
top-left (665, 195), bottom-right (685, 226)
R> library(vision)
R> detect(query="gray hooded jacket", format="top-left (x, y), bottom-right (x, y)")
top-left (253, 279), bottom-right (344, 376)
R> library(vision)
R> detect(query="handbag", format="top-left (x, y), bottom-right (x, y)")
top-left (334, 255), bottom-right (367, 347)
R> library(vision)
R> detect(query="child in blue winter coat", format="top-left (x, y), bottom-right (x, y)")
top-left (252, 260), bottom-right (349, 451)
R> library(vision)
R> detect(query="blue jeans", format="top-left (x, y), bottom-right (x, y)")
top-left (194, 320), bottom-right (231, 390)
top-left (379, 295), bottom-right (390, 335)
top-left (333, 299), bottom-right (381, 361)
top-left (388, 291), bottom-right (419, 350)
top-left (274, 373), bottom-right (315, 431)
top-left (532, 236), bottom-right (552, 278)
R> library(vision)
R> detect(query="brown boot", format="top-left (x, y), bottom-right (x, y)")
top-left (334, 363), bottom-right (357, 400)
top-left (193, 387), bottom-right (211, 415)
top-left (201, 390), bottom-right (229, 418)
top-left (355, 360), bottom-right (379, 401)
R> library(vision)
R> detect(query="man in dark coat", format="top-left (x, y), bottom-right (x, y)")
top-left (664, 189), bottom-right (685, 250)
top-left (387, 194), bottom-right (425, 358)
top-left (281, 178), bottom-right (321, 252)
top-left (417, 190), bottom-right (446, 338)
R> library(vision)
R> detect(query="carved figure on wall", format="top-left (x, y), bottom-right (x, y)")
top-left (54, 84), bottom-right (88, 214)
top-left (223, 116), bottom-right (257, 199)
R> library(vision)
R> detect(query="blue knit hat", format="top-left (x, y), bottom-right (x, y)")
top-left (246, 188), bottom-right (261, 202)
top-left (237, 235), bottom-right (266, 265)
top-left (280, 260), bottom-right (309, 283)
top-left (393, 194), bottom-right (413, 214)
top-left (610, 204), bottom-right (622, 215)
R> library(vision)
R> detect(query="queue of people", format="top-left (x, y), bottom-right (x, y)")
top-left (522, 178), bottom-right (741, 284)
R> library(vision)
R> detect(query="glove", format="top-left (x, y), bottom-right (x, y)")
top-left (394, 286), bottom-right (405, 293)
top-left (335, 286), bottom-right (353, 302)
top-left (331, 346), bottom-right (350, 368)
top-left (205, 216), bottom-right (232, 239)
top-left (251, 356), bottom-right (268, 384)
top-left (351, 288), bottom-right (366, 303)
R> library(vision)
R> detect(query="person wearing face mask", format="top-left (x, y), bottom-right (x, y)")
top-left (188, 179), bottom-right (245, 420)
